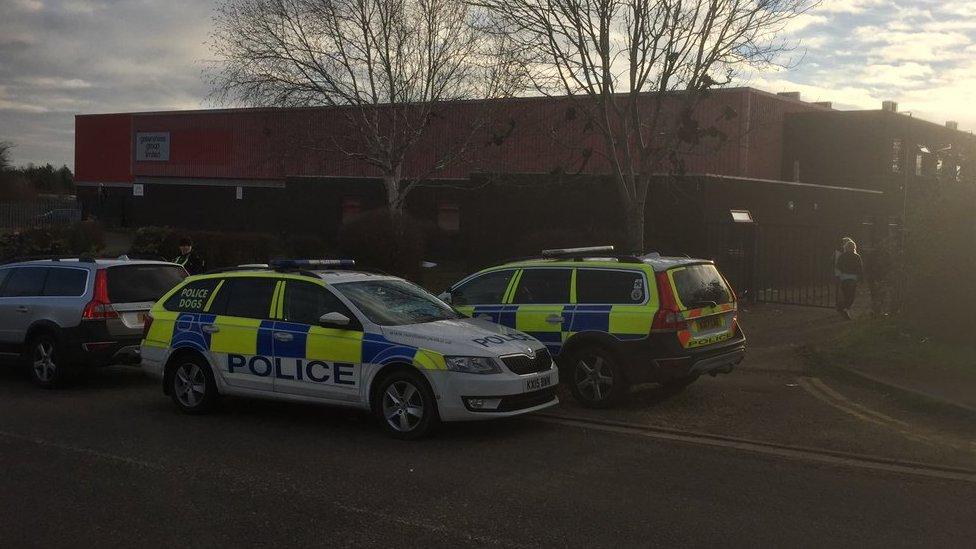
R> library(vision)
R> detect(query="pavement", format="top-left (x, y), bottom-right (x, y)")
top-left (744, 302), bottom-right (976, 417)
top-left (0, 303), bottom-right (974, 547)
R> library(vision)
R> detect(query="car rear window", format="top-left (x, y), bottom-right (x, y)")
top-left (43, 268), bottom-right (88, 296)
top-left (575, 269), bottom-right (646, 304)
top-left (670, 264), bottom-right (732, 308)
top-left (164, 278), bottom-right (221, 313)
top-left (108, 265), bottom-right (187, 303)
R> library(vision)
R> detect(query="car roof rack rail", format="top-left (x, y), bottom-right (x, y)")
top-left (537, 246), bottom-right (645, 264)
top-left (0, 255), bottom-right (96, 266)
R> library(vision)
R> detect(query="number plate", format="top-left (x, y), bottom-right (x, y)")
top-left (525, 374), bottom-right (552, 392)
top-left (695, 315), bottom-right (724, 331)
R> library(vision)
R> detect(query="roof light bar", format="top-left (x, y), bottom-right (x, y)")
top-left (541, 246), bottom-right (615, 258)
top-left (269, 259), bottom-right (356, 269)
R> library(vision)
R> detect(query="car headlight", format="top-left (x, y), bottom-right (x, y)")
top-left (444, 356), bottom-right (502, 374)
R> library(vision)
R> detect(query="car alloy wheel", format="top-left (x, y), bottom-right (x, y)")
top-left (574, 354), bottom-right (615, 403)
top-left (382, 380), bottom-right (425, 433)
top-left (32, 340), bottom-right (58, 384)
top-left (174, 362), bottom-right (207, 408)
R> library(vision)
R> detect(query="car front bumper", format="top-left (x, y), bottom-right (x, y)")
top-left (428, 366), bottom-right (560, 422)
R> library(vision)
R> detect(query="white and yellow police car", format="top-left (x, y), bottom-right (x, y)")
top-left (140, 260), bottom-right (558, 439)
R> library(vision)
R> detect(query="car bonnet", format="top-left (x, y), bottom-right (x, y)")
top-left (380, 317), bottom-right (545, 357)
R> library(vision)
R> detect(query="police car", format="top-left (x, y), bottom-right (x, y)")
top-left (440, 247), bottom-right (745, 408)
top-left (140, 260), bottom-right (558, 439)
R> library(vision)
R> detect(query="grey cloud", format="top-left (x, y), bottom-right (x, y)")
top-left (0, 0), bottom-right (216, 168)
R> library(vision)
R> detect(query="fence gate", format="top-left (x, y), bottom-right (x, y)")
top-left (752, 223), bottom-right (838, 308)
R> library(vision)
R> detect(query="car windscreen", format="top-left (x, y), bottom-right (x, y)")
top-left (332, 279), bottom-right (460, 326)
top-left (108, 264), bottom-right (187, 303)
top-left (670, 264), bottom-right (733, 308)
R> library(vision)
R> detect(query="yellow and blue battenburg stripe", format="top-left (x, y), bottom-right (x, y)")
top-left (467, 303), bottom-right (650, 356)
top-left (161, 313), bottom-right (446, 371)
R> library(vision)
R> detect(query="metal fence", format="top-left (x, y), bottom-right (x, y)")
top-left (753, 224), bottom-right (839, 308)
top-left (707, 222), bottom-right (841, 309)
top-left (0, 198), bottom-right (82, 230)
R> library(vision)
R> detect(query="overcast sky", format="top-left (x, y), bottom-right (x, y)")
top-left (2, 0), bottom-right (975, 169)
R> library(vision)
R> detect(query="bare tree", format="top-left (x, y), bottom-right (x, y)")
top-left (476, 0), bottom-right (817, 250)
top-left (210, 0), bottom-right (519, 214)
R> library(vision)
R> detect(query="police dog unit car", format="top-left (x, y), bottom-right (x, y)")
top-left (141, 260), bottom-right (558, 439)
top-left (441, 247), bottom-right (745, 408)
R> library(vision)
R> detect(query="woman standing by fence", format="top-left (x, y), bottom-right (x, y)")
top-left (836, 239), bottom-right (863, 319)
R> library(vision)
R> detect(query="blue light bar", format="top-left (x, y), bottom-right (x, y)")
top-left (269, 259), bottom-right (356, 269)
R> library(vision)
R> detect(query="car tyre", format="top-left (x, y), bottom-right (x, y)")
top-left (565, 345), bottom-right (629, 408)
top-left (27, 333), bottom-right (69, 389)
top-left (373, 369), bottom-right (439, 440)
top-left (169, 356), bottom-right (218, 414)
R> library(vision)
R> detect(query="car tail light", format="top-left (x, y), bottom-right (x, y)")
top-left (82, 269), bottom-right (119, 320)
top-left (651, 271), bottom-right (688, 332)
top-left (142, 313), bottom-right (154, 340)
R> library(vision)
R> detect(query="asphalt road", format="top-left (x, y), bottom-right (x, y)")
top-left (0, 363), bottom-right (974, 548)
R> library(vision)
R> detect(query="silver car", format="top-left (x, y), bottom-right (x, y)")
top-left (0, 257), bottom-right (187, 387)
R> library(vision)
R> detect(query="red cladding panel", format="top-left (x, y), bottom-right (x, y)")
top-left (79, 89), bottom-right (824, 183)
top-left (75, 114), bottom-right (132, 183)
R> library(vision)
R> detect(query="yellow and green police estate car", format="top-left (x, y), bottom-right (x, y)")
top-left (140, 260), bottom-right (558, 439)
top-left (440, 247), bottom-right (745, 407)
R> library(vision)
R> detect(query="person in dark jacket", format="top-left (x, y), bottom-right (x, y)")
top-left (835, 239), bottom-right (863, 319)
top-left (173, 236), bottom-right (205, 275)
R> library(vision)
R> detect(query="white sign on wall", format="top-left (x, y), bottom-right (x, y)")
top-left (132, 183), bottom-right (145, 197)
top-left (135, 132), bottom-right (170, 161)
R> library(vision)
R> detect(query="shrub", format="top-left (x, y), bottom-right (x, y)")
top-left (901, 185), bottom-right (976, 341)
top-left (0, 221), bottom-right (105, 260)
top-left (337, 210), bottom-right (428, 280)
top-left (129, 227), bottom-right (333, 270)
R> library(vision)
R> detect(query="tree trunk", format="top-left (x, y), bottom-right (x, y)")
top-left (617, 172), bottom-right (649, 253)
top-left (624, 198), bottom-right (646, 253)
top-left (382, 171), bottom-right (402, 214)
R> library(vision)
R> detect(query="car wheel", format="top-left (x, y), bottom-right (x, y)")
top-left (374, 370), bottom-right (438, 440)
top-left (566, 346), bottom-right (629, 408)
top-left (169, 357), bottom-right (218, 414)
top-left (28, 333), bottom-right (68, 389)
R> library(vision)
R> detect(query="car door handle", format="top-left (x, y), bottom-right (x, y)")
top-left (273, 332), bottom-right (294, 342)
top-left (201, 324), bottom-right (220, 334)
top-left (545, 314), bottom-right (564, 324)
top-left (16, 306), bottom-right (28, 313)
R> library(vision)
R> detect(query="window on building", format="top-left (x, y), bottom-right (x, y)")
top-left (915, 154), bottom-right (923, 176)
top-left (437, 200), bottom-right (460, 232)
top-left (891, 139), bottom-right (902, 174)
top-left (341, 197), bottom-right (362, 224)
top-left (792, 160), bottom-right (800, 182)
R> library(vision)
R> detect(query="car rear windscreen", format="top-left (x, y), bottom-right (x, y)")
top-left (108, 265), bottom-right (187, 303)
top-left (670, 264), bottom-right (732, 308)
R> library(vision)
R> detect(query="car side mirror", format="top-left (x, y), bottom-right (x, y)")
top-left (318, 312), bottom-right (351, 328)
top-left (438, 291), bottom-right (452, 305)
